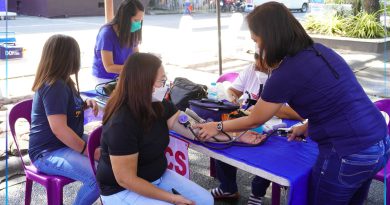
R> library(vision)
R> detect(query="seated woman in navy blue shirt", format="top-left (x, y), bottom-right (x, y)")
top-left (97, 53), bottom-right (214, 205)
top-left (194, 2), bottom-right (389, 205)
top-left (29, 34), bottom-right (100, 205)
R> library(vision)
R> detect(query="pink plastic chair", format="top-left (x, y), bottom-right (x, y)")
top-left (87, 126), bottom-right (102, 176)
top-left (216, 72), bottom-right (239, 83)
top-left (9, 99), bottom-right (75, 205)
top-left (374, 99), bottom-right (390, 204)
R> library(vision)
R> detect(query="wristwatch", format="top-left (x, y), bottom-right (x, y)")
top-left (216, 121), bottom-right (223, 132)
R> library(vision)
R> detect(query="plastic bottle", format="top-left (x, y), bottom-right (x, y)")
top-left (216, 82), bottom-right (227, 100)
top-left (207, 82), bottom-right (218, 101)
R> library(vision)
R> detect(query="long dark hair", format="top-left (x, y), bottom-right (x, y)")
top-left (103, 53), bottom-right (163, 130)
top-left (32, 34), bottom-right (81, 94)
top-left (109, 0), bottom-right (144, 48)
top-left (246, 2), bottom-right (313, 69)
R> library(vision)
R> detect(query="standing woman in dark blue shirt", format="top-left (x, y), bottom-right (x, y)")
top-left (194, 2), bottom-right (389, 204)
top-left (29, 34), bottom-right (100, 205)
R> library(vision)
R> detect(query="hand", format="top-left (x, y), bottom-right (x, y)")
top-left (237, 131), bottom-right (266, 144)
top-left (94, 147), bottom-right (101, 161)
top-left (85, 99), bottom-right (99, 116)
top-left (287, 124), bottom-right (308, 142)
top-left (171, 194), bottom-right (194, 205)
top-left (192, 122), bottom-right (219, 141)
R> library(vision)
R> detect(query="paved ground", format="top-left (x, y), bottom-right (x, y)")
top-left (0, 12), bottom-right (388, 204)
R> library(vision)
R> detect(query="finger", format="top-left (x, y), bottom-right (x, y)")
top-left (287, 133), bottom-right (296, 141)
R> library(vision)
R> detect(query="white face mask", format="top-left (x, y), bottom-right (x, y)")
top-left (152, 86), bottom-right (169, 102)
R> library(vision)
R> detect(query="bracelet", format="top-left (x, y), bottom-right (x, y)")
top-left (80, 142), bottom-right (87, 154)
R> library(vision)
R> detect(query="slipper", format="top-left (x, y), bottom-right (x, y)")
top-left (247, 194), bottom-right (263, 205)
top-left (210, 187), bottom-right (240, 200)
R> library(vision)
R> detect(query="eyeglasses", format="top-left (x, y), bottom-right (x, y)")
top-left (157, 78), bottom-right (168, 87)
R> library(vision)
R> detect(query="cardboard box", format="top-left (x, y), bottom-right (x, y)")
top-left (0, 44), bottom-right (23, 59)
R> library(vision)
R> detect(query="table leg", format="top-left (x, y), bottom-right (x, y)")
top-left (271, 182), bottom-right (281, 205)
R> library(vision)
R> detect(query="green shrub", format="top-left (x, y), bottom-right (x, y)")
top-left (305, 14), bottom-right (345, 36)
top-left (304, 11), bottom-right (385, 38)
top-left (344, 12), bottom-right (385, 38)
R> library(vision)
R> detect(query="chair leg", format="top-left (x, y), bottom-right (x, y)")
top-left (271, 182), bottom-right (281, 205)
top-left (386, 179), bottom-right (390, 205)
top-left (25, 178), bottom-right (33, 205)
top-left (209, 158), bottom-right (216, 178)
top-left (46, 185), bottom-right (63, 205)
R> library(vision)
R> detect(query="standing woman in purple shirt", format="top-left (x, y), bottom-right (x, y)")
top-left (92, 0), bottom-right (144, 83)
top-left (194, 2), bottom-right (389, 204)
top-left (29, 34), bottom-right (100, 205)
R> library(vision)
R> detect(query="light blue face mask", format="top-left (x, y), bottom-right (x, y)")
top-left (130, 21), bottom-right (142, 33)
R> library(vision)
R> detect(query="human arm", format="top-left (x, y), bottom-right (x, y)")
top-left (287, 122), bottom-right (308, 142)
top-left (168, 111), bottom-right (264, 144)
top-left (100, 50), bottom-right (124, 74)
top-left (110, 153), bottom-right (194, 205)
top-left (275, 105), bottom-right (303, 121)
top-left (226, 87), bottom-right (243, 105)
top-left (47, 115), bottom-right (100, 160)
top-left (83, 98), bottom-right (99, 116)
top-left (194, 99), bottom-right (283, 140)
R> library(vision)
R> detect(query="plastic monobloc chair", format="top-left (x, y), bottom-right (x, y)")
top-left (9, 99), bottom-right (75, 205)
top-left (374, 99), bottom-right (390, 204)
top-left (87, 126), bottom-right (102, 176)
top-left (216, 72), bottom-right (239, 83)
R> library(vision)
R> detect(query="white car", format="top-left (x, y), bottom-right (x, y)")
top-left (252, 0), bottom-right (309, 13)
top-left (244, 3), bottom-right (254, 12)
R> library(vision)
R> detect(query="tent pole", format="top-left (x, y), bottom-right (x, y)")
top-left (217, 0), bottom-right (222, 75)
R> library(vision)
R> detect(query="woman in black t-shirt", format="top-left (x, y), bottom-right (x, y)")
top-left (96, 53), bottom-right (214, 205)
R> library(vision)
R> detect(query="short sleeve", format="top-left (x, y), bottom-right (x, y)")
top-left (261, 64), bottom-right (298, 104)
top-left (231, 64), bottom-right (252, 92)
top-left (96, 26), bottom-right (115, 52)
top-left (105, 121), bottom-right (139, 156)
top-left (163, 100), bottom-right (178, 120)
top-left (40, 81), bottom-right (70, 116)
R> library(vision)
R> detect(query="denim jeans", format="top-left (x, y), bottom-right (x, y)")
top-left (309, 136), bottom-right (390, 205)
top-left (32, 135), bottom-right (99, 205)
top-left (100, 169), bottom-right (214, 205)
top-left (215, 160), bottom-right (271, 197)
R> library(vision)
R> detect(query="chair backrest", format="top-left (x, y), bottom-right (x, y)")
top-left (374, 99), bottom-right (390, 135)
top-left (87, 126), bottom-right (102, 175)
top-left (8, 99), bottom-right (33, 169)
top-left (216, 72), bottom-right (239, 83)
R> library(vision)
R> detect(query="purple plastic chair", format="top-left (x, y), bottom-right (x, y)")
top-left (87, 126), bottom-right (102, 176)
top-left (374, 99), bottom-right (390, 204)
top-left (9, 99), bottom-right (75, 205)
top-left (216, 72), bottom-right (239, 83)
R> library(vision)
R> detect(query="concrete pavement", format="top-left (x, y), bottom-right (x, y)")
top-left (0, 13), bottom-right (388, 204)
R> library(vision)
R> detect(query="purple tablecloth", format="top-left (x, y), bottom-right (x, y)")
top-left (170, 120), bottom-right (319, 205)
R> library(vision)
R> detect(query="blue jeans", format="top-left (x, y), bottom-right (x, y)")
top-left (215, 160), bottom-right (271, 197)
top-left (33, 136), bottom-right (99, 205)
top-left (310, 136), bottom-right (390, 205)
top-left (100, 169), bottom-right (214, 205)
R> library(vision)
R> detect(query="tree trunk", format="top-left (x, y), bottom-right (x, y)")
top-left (363, 0), bottom-right (380, 14)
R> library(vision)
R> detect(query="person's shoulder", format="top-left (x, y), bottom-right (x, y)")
top-left (99, 24), bottom-right (115, 36)
top-left (40, 80), bottom-right (69, 92)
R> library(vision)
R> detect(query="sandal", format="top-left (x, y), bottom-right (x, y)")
top-left (247, 194), bottom-right (263, 205)
top-left (210, 187), bottom-right (240, 200)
